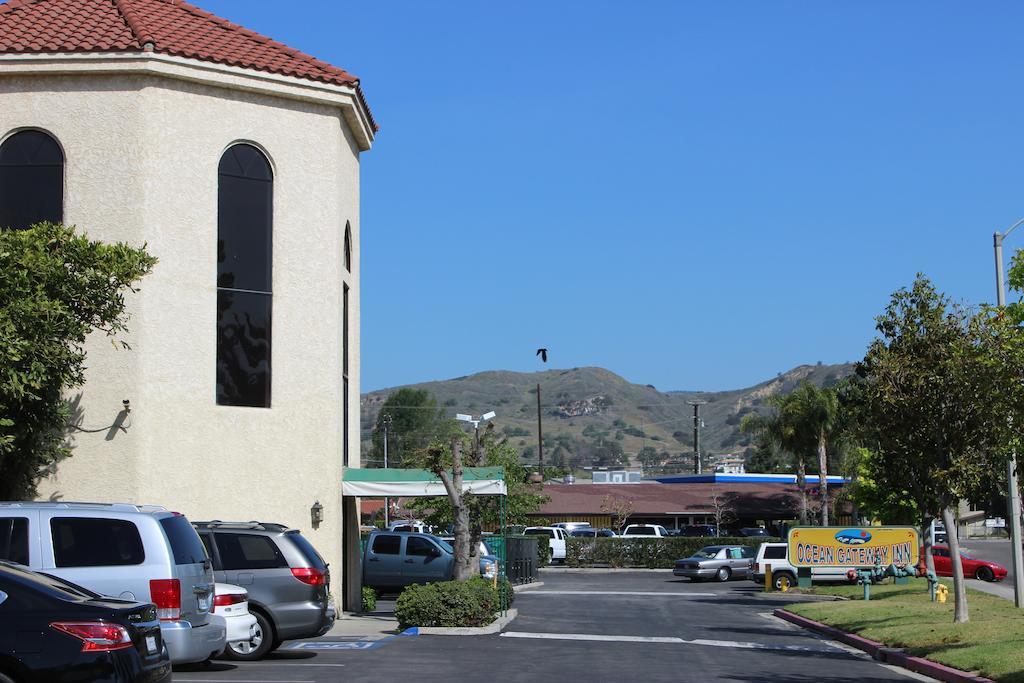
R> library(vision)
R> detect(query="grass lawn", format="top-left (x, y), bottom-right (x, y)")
top-left (786, 579), bottom-right (1024, 682)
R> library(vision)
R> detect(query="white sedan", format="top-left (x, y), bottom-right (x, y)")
top-left (213, 583), bottom-right (259, 658)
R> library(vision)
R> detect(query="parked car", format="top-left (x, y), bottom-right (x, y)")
top-left (569, 528), bottom-right (617, 538)
top-left (552, 522), bottom-right (592, 533)
top-left (524, 526), bottom-right (569, 562)
top-left (679, 525), bottom-right (719, 537)
top-left (738, 527), bottom-right (771, 538)
top-left (193, 520), bottom-right (335, 661)
top-left (362, 531), bottom-right (499, 592)
top-left (386, 520), bottom-right (435, 534)
top-left (673, 545), bottom-right (755, 582)
top-left (748, 542), bottom-right (854, 590)
top-left (0, 560), bottom-right (172, 682)
top-left (212, 583), bottom-right (258, 656)
top-left (0, 502), bottom-right (224, 665)
top-left (620, 524), bottom-right (671, 538)
top-left (927, 546), bottom-right (1007, 582)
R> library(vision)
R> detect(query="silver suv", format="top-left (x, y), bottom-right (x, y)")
top-left (193, 521), bottom-right (335, 660)
top-left (0, 501), bottom-right (224, 665)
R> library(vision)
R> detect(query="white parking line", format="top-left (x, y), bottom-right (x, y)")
top-left (501, 630), bottom-right (846, 654)
top-left (520, 590), bottom-right (717, 597)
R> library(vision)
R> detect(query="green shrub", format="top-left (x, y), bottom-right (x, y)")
top-left (565, 536), bottom-right (779, 569)
top-left (528, 535), bottom-right (552, 565)
top-left (496, 576), bottom-right (515, 610)
top-left (395, 577), bottom-right (509, 629)
top-left (361, 586), bottom-right (377, 613)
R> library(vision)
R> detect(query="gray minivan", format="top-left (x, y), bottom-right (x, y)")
top-left (0, 502), bottom-right (225, 665)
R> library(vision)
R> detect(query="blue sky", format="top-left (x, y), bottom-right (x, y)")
top-left (202, 1), bottom-right (1024, 393)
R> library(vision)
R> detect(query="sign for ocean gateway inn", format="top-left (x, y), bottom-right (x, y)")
top-left (787, 526), bottom-right (920, 568)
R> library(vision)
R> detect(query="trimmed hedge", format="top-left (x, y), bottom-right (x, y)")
top-left (527, 534), bottom-right (552, 565)
top-left (565, 536), bottom-right (780, 569)
top-left (395, 577), bottom-right (514, 629)
top-left (361, 586), bottom-right (377, 613)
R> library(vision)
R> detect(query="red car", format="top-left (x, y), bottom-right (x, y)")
top-left (925, 546), bottom-right (1007, 582)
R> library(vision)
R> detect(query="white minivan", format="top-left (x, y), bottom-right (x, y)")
top-left (0, 501), bottom-right (225, 664)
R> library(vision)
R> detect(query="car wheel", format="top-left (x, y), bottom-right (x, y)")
top-left (716, 567), bottom-right (731, 582)
top-left (976, 566), bottom-right (995, 582)
top-left (774, 572), bottom-right (795, 591)
top-left (0, 673), bottom-right (16, 683)
top-left (223, 610), bottom-right (275, 661)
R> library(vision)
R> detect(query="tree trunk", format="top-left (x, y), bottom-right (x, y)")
top-left (436, 439), bottom-right (474, 581)
top-left (921, 515), bottom-right (936, 576)
top-left (796, 459), bottom-right (808, 526)
top-left (942, 505), bottom-right (969, 623)
top-left (818, 430), bottom-right (829, 526)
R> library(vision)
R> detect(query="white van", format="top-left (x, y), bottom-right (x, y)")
top-left (747, 542), bottom-right (851, 590)
top-left (0, 501), bottom-right (225, 664)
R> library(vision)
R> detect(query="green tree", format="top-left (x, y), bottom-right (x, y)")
top-left (0, 223), bottom-right (156, 499)
top-left (742, 397), bottom-right (810, 524)
top-left (636, 445), bottom-right (661, 470)
top-left (858, 276), bottom-right (1007, 623)
top-left (785, 382), bottom-right (843, 525)
top-left (406, 425), bottom-right (549, 577)
top-left (368, 389), bottom-right (453, 467)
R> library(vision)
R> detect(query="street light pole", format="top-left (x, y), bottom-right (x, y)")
top-left (688, 401), bottom-right (706, 475)
top-left (382, 414), bottom-right (392, 528)
top-left (994, 220), bottom-right (1024, 609)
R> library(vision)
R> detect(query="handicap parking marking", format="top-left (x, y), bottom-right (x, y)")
top-left (284, 627), bottom-right (418, 651)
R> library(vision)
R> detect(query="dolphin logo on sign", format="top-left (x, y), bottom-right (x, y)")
top-left (835, 529), bottom-right (871, 545)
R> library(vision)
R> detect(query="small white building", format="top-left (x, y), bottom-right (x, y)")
top-left (0, 0), bottom-right (375, 609)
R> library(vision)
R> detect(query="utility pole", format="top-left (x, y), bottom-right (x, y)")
top-left (994, 226), bottom-right (1024, 608)
top-left (382, 413), bottom-right (392, 527)
top-left (536, 383), bottom-right (544, 476)
top-left (688, 401), bottom-right (706, 475)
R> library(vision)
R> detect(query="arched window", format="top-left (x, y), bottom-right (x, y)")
top-left (344, 221), bottom-right (352, 273)
top-left (216, 144), bottom-right (273, 408)
top-left (0, 129), bottom-right (64, 230)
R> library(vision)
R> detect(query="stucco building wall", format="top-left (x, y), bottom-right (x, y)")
top-left (0, 65), bottom-right (362, 603)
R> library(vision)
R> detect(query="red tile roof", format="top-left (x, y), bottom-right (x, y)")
top-left (0, 0), bottom-right (360, 89)
top-left (540, 482), bottom-right (817, 518)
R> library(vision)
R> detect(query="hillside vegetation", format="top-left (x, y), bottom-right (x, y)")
top-left (360, 363), bottom-right (854, 474)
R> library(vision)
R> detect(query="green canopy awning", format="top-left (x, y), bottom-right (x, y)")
top-left (342, 467), bottom-right (506, 497)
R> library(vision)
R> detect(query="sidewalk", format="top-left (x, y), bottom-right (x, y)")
top-left (325, 612), bottom-right (400, 639)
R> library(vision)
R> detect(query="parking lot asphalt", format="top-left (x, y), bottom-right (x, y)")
top-left (173, 571), bottom-right (936, 683)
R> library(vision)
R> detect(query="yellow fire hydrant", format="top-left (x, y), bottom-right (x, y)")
top-left (936, 584), bottom-right (949, 604)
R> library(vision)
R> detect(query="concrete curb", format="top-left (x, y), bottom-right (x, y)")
top-left (540, 567), bottom-right (673, 573)
top-left (773, 609), bottom-right (995, 683)
top-left (513, 581), bottom-right (544, 592)
top-left (415, 608), bottom-right (518, 636)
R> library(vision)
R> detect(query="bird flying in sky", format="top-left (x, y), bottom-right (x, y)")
top-left (536, 348), bottom-right (548, 363)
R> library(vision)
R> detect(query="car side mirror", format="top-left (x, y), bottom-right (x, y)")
top-left (430, 546), bottom-right (442, 557)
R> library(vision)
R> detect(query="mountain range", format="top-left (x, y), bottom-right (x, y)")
top-left (360, 363), bottom-right (855, 473)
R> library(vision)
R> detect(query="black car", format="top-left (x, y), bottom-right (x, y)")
top-left (679, 525), bottom-right (719, 537)
top-left (738, 527), bottom-right (771, 538)
top-left (569, 528), bottom-right (617, 538)
top-left (0, 561), bottom-right (171, 683)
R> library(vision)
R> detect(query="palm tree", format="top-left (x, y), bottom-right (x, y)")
top-left (786, 382), bottom-right (841, 526)
top-left (741, 396), bottom-right (808, 525)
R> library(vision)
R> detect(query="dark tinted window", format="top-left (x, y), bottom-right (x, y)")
top-left (0, 129), bottom-right (63, 230)
top-left (0, 518), bottom-right (29, 565)
top-left (624, 526), bottom-right (656, 535)
top-left (199, 533), bottom-right (215, 559)
top-left (287, 531), bottom-right (327, 571)
top-left (526, 529), bottom-right (553, 538)
top-left (407, 537), bottom-right (437, 557)
top-left (371, 535), bottom-right (400, 555)
top-left (932, 548), bottom-right (949, 558)
top-left (763, 545), bottom-right (787, 560)
top-left (217, 143), bottom-right (272, 408)
top-left (344, 221), bottom-right (352, 272)
top-left (160, 516), bottom-right (208, 565)
top-left (51, 518), bottom-right (144, 567)
top-left (214, 533), bottom-right (287, 570)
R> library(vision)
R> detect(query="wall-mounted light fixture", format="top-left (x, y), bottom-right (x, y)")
top-left (310, 500), bottom-right (324, 529)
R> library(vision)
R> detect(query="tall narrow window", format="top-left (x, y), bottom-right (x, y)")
top-left (0, 129), bottom-right (64, 230)
top-left (343, 283), bottom-right (350, 466)
top-left (344, 221), bottom-right (352, 273)
top-left (217, 144), bottom-right (273, 408)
